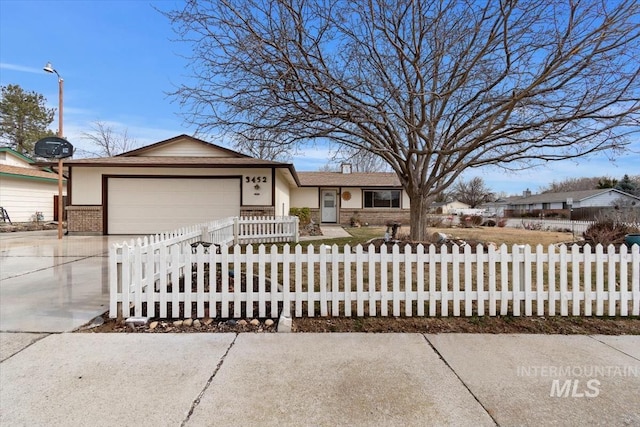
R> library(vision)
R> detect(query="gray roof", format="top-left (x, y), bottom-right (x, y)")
top-left (509, 189), bottom-right (639, 205)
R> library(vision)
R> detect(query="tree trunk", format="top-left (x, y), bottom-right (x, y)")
top-left (408, 192), bottom-right (432, 242)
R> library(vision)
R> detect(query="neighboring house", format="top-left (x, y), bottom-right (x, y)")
top-left (481, 197), bottom-right (521, 217)
top-left (505, 189), bottom-right (640, 219)
top-left (0, 147), bottom-right (67, 223)
top-left (429, 200), bottom-right (470, 215)
top-left (51, 135), bottom-right (413, 235)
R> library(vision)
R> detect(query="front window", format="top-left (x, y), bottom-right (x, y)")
top-left (363, 190), bottom-right (401, 208)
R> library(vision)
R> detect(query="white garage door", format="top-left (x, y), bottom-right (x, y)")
top-left (107, 177), bottom-right (240, 234)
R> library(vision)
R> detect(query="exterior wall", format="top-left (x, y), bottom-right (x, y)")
top-left (0, 176), bottom-right (65, 222)
top-left (241, 168), bottom-right (272, 206)
top-left (402, 191), bottom-right (411, 209)
top-left (433, 201), bottom-right (470, 214)
top-left (69, 166), bottom-right (279, 233)
top-left (580, 191), bottom-right (629, 208)
top-left (274, 170), bottom-right (290, 217)
top-left (71, 166), bottom-right (273, 206)
top-left (339, 187), bottom-right (362, 209)
top-left (290, 187), bottom-right (319, 209)
top-left (67, 206), bottom-right (103, 234)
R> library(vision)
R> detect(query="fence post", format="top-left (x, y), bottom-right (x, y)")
top-left (233, 217), bottom-right (239, 245)
top-left (293, 216), bottom-right (299, 243)
top-left (514, 245), bottom-right (526, 316)
top-left (200, 225), bottom-right (209, 243)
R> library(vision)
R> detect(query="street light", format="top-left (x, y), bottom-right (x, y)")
top-left (44, 62), bottom-right (65, 239)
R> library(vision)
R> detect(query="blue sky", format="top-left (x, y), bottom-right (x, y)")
top-left (1, 0), bottom-right (637, 196)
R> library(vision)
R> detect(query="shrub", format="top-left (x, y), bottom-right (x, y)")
top-left (497, 218), bottom-right (507, 228)
top-left (350, 212), bottom-right (362, 227)
top-left (470, 215), bottom-right (484, 226)
top-left (289, 207), bottom-right (311, 225)
top-left (427, 216), bottom-right (444, 227)
top-left (583, 220), bottom-right (639, 246)
top-left (522, 221), bottom-right (543, 230)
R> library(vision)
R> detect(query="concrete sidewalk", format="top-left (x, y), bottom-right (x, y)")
top-left (1, 332), bottom-right (638, 426)
top-left (300, 224), bottom-right (352, 241)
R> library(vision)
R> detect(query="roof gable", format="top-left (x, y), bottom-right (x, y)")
top-left (117, 134), bottom-right (250, 158)
top-left (0, 147), bottom-right (35, 167)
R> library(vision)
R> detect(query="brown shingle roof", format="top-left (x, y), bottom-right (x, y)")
top-left (297, 171), bottom-right (401, 187)
top-left (0, 164), bottom-right (62, 181)
top-left (40, 156), bottom-right (290, 168)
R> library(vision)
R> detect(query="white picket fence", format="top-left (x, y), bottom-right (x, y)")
top-left (115, 216), bottom-right (299, 249)
top-left (110, 241), bottom-right (640, 319)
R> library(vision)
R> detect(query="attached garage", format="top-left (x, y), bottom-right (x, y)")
top-left (49, 135), bottom-right (299, 235)
top-left (106, 177), bottom-right (241, 234)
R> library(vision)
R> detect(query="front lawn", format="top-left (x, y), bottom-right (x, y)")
top-left (303, 225), bottom-right (575, 248)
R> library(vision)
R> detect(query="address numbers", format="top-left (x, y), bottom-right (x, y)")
top-left (245, 176), bottom-right (267, 183)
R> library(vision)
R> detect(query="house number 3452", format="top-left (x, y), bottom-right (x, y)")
top-left (245, 176), bottom-right (267, 183)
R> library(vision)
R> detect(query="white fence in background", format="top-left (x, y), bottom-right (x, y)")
top-left (504, 218), bottom-right (593, 233)
top-left (113, 216), bottom-right (299, 249)
top-left (111, 242), bottom-right (640, 319)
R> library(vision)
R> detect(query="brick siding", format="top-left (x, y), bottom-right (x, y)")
top-left (307, 208), bottom-right (410, 226)
top-left (240, 206), bottom-right (275, 217)
top-left (67, 205), bottom-right (103, 234)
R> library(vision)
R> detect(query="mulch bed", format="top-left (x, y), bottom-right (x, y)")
top-left (0, 223), bottom-right (60, 232)
top-left (292, 316), bottom-right (640, 334)
top-left (78, 312), bottom-right (639, 335)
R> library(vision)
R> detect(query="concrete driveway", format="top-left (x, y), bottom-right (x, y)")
top-left (0, 231), bottom-right (135, 332)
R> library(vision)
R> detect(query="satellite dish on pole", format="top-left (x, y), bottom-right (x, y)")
top-left (34, 136), bottom-right (73, 159)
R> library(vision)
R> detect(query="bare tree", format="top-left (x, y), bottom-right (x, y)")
top-left (81, 121), bottom-right (136, 157)
top-left (541, 177), bottom-right (602, 193)
top-left (166, 0), bottom-right (640, 240)
top-left (452, 177), bottom-right (494, 207)
top-left (329, 145), bottom-right (389, 173)
top-left (232, 128), bottom-right (295, 161)
top-left (317, 163), bottom-right (338, 172)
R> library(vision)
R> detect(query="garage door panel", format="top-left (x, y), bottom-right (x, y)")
top-left (108, 178), bottom-right (240, 234)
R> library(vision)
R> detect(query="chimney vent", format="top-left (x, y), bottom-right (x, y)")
top-left (341, 163), bottom-right (352, 174)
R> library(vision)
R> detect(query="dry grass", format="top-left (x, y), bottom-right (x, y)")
top-left (346, 225), bottom-right (575, 247)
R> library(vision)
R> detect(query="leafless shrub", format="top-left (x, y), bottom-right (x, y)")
top-left (583, 220), bottom-right (639, 246)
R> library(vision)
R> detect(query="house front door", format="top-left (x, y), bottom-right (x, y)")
top-left (321, 189), bottom-right (338, 223)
